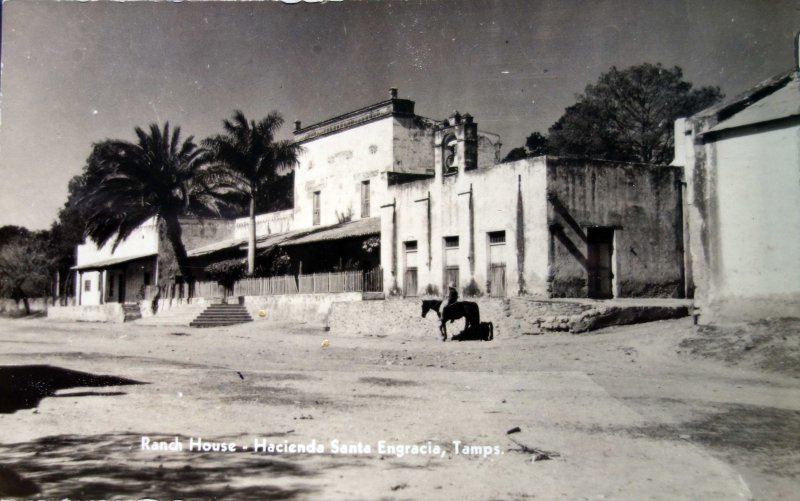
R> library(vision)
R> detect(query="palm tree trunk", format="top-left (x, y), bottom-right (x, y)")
top-left (248, 196), bottom-right (256, 275)
top-left (163, 216), bottom-right (192, 281)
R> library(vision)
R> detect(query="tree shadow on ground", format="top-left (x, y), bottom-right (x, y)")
top-left (0, 433), bottom-right (322, 500)
top-left (0, 365), bottom-right (144, 414)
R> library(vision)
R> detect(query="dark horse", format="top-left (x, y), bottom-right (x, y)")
top-left (421, 299), bottom-right (481, 341)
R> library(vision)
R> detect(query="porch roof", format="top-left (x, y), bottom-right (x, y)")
top-left (72, 252), bottom-right (157, 271)
top-left (187, 217), bottom-right (381, 257)
top-left (187, 236), bottom-right (248, 257)
top-left (280, 217), bottom-right (380, 247)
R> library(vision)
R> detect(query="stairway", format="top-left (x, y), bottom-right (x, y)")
top-left (134, 304), bottom-right (206, 327)
top-left (190, 303), bottom-right (254, 328)
top-left (122, 304), bottom-right (142, 322)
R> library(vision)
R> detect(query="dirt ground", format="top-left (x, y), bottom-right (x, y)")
top-left (0, 315), bottom-right (798, 500)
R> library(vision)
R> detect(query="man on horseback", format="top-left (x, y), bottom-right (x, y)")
top-left (441, 283), bottom-right (459, 315)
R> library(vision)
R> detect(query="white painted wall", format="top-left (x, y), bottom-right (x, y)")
top-left (294, 118), bottom-right (394, 229)
top-left (76, 218), bottom-right (159, 266)
top-left (385, 157), bottom-right (549, 297)
top-left (74, 218), bottom-right (159, 305)
top-left (233, 209), bottom-right (296, 239)
top-left (714, 124), bottom-right (800, 298)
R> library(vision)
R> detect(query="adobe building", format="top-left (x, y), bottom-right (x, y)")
top-left (71, 217), bottom-right (233, 306)
top-left (63, 87), bottom-right (687, 321)
top-left (673, 45), bottom-right (800, 323)
top-left (384, 111), bottom-right (685, 299)
top-left (187, 88), bottom-right (685, 301)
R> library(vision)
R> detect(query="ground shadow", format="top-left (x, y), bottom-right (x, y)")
top-left (0, 365), bottom-right (145, 414)
top-left (0, 433), bottom-right (327, 499)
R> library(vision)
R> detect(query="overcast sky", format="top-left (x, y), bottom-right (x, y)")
top-left (1, 0), bottom-right (797, 230)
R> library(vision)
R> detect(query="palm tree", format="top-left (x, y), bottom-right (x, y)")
top-left (81, 123), bottom-right (225, 280)
top-left (203, 110), bottom-right (301, 275)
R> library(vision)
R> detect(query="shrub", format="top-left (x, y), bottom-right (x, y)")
top-left (204, 259), bottom-right (246, 289)
top-left (462, 278), bottom-right (483, 297)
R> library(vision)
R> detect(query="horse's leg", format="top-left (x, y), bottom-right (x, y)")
top-left (440, 321), bottom-right (447, 341)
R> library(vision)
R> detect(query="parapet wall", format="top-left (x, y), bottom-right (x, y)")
top-left (47, 303), bottom-right (126, 323)
top-left (243, 293), bottom-right (364, 324)
top-left (326, 297), bottom-right (590, 338)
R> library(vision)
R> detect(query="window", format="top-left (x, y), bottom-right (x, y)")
top-left (404, 241), bottom-right (418, 297)
top-left (488, 231), bottom-right (506, 244)
top-left (488, 231), bottom-right (507, 297)
top-left (84, 279), bottom-right (91, 292)
top-left (313, 191), bottom-right (321, 226)
top-left (361, 181), bottom-right (370, 218)
top-left (443, 236), bottom-right (459, 290)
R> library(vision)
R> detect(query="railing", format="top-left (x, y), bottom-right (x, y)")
top-left (233, 275), bottom-right (299, 296)
top-left (185, 267), bottom-right (383, 298)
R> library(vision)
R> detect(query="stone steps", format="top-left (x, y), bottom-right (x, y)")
top-left (190, 304), bottom-right (254, 328)
top-left (122, 304), bottom-right (142, 322)
top-left (134, 304), bottom-right (206, 327)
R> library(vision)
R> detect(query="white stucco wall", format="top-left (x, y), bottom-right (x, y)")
top-left (294, 118), bottom-right (394, 229)
top-left (74, 218), bottom-right (160, 306)
top-left (233, 209), bottom-right (296, 239)
top-left (384, 157), bottom-right (549, 297)
top-left (713, 123), bottom-right (800, 298)
top-left (76, 218), bottom-right (159, 266)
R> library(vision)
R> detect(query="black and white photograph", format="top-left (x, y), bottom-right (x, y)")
top-left (0, 0), bottom-right (799, 499)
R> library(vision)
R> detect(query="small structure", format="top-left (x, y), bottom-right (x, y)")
top-left (673, 42), bottom-right (800, 323)
top-left (71, 217), bottom-right (233, 306)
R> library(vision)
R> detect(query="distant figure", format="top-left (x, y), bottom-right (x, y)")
top-left (442, 283), bottom-right (459, 315)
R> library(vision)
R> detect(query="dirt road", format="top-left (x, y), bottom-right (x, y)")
top-left (0, 316), bottom-right (798, 500)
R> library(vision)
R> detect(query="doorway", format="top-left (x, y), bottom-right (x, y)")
top-left (587, 228), bottom-right (614, 299)
top-left (118, 274), bottom-right (126, 303)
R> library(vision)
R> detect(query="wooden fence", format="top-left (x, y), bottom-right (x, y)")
top-left (155, 267), bottom-right (384, 299)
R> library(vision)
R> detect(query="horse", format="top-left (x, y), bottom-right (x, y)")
top-left (421, 299), bottom-right (481, 341)
top-left (451, 321), bottom-right (494, 342)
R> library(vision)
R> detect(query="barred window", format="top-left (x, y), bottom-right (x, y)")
top-left (404, 241), bottom-right (418, 252)
top-left (488, 231), bottom-right (506, 244)
top-left (444, 236), bottom-right (459, 248)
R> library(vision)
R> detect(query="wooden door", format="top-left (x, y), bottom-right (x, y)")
top-left (587, 228), bottom-right (614, 299)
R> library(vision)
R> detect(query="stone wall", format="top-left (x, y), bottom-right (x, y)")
top-left (47, 303), bottom-right (126, 323)
top-left (0, 298), bottom-right (54, 315)
top-left (243, 292), bottom-right (363, 324)
top-left (326, 297), bottom-right (589, 338)
top-left (547, 158), bottom-right (685, 298)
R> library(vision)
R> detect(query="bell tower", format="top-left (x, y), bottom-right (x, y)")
top-left (434, 111), bottom-right (478, 177)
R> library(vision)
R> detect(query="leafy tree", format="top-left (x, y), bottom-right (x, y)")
top-left (502, 147), bottom-right (529, 163)
top-left (0, 226), bottom-right (32, 250)
top-left (0, 232), bottom-right (53, 314)
top-left (80, 123), bottom-right (226, 280)
top-left (548, 63), bottom-right (723, 164)
top-left (525, 132), bottom-right (550, 156)
top-left (204, 258), bottom-right (246, 291)
top-left (502, 132), bottom-right (550, 162)
top-left (46, 175), bottom-right (91, 300)
top-left (203, 111), bottom-right (301, 275)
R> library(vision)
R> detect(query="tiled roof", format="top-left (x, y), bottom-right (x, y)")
top-left (72, 252), bottom-right (157, 271)
top-left (280, 218), bottom-right (380, 247)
